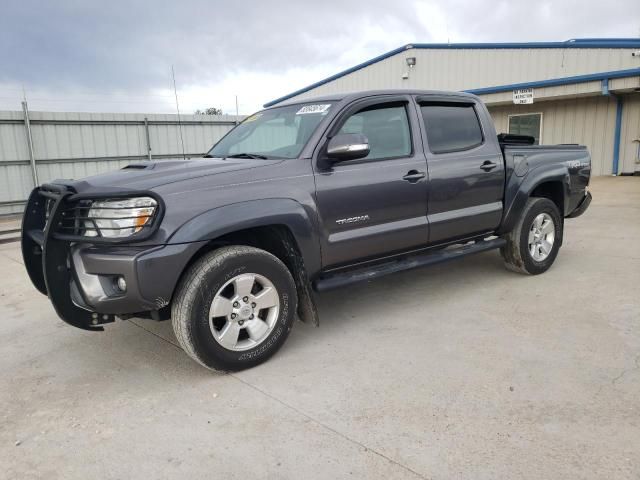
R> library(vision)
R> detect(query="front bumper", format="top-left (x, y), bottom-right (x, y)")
top-left (21, 185), bottom-right (203, 331)
top-left (567, 191), bottom-right (592, 218)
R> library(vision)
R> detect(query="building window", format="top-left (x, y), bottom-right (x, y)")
top-left (508, 113), bottom-right (542, 145)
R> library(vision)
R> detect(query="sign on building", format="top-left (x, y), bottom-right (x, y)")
top-left (513, 88), bottom-right (534, 104)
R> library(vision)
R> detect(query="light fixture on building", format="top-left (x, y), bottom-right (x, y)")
top-left (403, 57), bottom-right (417, 80)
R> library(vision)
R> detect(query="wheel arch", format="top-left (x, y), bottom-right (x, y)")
top-left (498, 165), bottom-right (569, 235)
top-left (530, 181), bottom-right (565, 215)
top-left (169, 198), bottom-right (321, 274)
top-left (167, 199), bottom-right (321, 325)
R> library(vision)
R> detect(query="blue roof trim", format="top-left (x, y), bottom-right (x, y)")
top-left (568, 38), bottom-right (640, 43)
top-left (465, 68), bottom-right (640, 95)
top-left (263, 38), bottom-right (640, 107)
top-left (411, 39), bottom-right (640, 49)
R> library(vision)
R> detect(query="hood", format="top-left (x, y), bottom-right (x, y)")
top-left (57, 157), bottom-right (282, 194)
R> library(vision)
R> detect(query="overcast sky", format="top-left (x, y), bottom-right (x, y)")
top-left (1, 0), bottom-right (639, 114)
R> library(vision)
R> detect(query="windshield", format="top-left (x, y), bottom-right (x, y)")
top-left (207, 102), bottom-right (334, 159)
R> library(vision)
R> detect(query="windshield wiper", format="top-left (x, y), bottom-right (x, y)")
top-left (225, 152), bottom-right (270, 160)
top-left (203, 154), bottom-right (214, 158)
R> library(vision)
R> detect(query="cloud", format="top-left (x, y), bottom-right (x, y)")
top-left (0, 0), bottom-right (638, 113)
top-left (0, 0), bottom-right (421, 90)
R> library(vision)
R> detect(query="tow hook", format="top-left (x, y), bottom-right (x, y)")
top-left (90, 312), bottom-right (116, 326)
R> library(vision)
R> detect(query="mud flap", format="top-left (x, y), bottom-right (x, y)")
top-left (294, 267), bottom-right (320, 327)
top-left (280, 232), bottom-right (320, 326)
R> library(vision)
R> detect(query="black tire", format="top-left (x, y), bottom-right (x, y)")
top-left (172, 246), bottom-right (297, 371)
top-left (500, 197), bottom-right (563, 275)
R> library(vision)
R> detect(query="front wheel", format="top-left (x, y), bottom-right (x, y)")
top-left (501, 197), bottom-right (563, 275)
top-left (172, 246), bottom-right (297, 371)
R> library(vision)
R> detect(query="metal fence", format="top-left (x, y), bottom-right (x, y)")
top-left (0, 106), bottom-right (243, 215)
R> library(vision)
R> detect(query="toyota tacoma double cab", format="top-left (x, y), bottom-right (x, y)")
top-left (21, 90), bottom-right (592, 371)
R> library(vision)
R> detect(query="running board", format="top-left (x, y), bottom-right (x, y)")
top-left (313, 238), bottom-right (506, 292)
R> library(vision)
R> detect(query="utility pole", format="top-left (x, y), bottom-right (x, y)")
top-left (235, 95), bottom-right (239, 125)
top-left (144, 117), bottom-right (152, 161)
top-left (21, 100), bottom-right (39, 186)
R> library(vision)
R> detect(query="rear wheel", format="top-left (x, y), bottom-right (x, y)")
top-left (501, 197), bottom-right (563, 275)
top-left (172, 246), bottom-right (297, 371)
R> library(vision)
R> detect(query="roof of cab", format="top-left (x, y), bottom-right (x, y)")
top-left (268, 89), bottom-right (479, 109)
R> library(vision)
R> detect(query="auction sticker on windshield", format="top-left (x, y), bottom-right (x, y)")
top-left (243, 113), bottom-right (263, 123)
top-left (296, 104), bottom-right (331, 115)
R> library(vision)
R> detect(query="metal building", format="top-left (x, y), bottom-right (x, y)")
top-left (265, 38), bottom-right (640, 176)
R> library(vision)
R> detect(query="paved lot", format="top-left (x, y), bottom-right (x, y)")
top-left (1, 177), bottom-right (639, 479)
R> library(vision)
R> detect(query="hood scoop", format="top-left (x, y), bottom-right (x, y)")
top-left (122, 163), bottom-right (154, 170)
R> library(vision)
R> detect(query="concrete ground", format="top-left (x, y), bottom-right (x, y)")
top-left (1, 177), bottom-right (638, 480)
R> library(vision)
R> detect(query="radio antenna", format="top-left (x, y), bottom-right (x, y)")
top-left (171, 65), bottom-right (186, 160)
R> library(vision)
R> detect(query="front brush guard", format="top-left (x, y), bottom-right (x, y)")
top-left (21, 186), bottom-right (115, 331)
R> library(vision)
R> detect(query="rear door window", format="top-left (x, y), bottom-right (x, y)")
top-left (421, 104), bottom-right (484, 154)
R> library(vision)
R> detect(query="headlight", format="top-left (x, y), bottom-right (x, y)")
top-left (84, 197), bottom-right (157, 238)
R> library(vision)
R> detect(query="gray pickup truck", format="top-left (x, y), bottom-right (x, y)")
top-left (21, 90), bottom-right (592, 371)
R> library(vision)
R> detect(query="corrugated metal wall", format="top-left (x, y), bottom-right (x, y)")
top-left (0, 111), bottom-right (242, 215)
top-left (281, 47), bottom-right (639, 102)
top-left (488, 96), bottom-right (619, 176)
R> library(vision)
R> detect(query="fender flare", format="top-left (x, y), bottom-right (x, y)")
top-left (167, 198), bottom-right (322, 276)
top-left (498, 164), bottom-right (570, 235)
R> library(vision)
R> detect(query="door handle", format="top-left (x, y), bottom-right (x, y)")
top-left (402, 170), bottom-right (426, 183)
top-left (480, 161), bottom-right (498, 171)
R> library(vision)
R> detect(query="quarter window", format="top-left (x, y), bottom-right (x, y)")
top-left (337, 104), bottom-right (411, 160)
top-left (421, 104), bottom-right (484, 154)
top-left (508, 113), bottom-right (542, 145)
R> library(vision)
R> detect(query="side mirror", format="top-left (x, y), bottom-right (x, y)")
top-left (326, 133), bottom-right (370, 162)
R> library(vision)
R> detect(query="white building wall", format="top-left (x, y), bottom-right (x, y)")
top-left (271, 44), bottom-right (640, 177)
top-left (488, 96), bottom-right (618, 176)
top-left (488, 93), bottom-right (640, 176)
top-left (280, 47), bottom-right (640, 102)
top-left (619, 95), bottom-right (640, 174)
